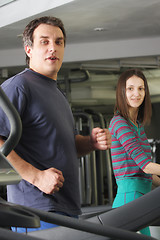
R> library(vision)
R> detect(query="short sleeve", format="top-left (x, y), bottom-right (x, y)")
top-left (0, 78), bottom-right (27, 138)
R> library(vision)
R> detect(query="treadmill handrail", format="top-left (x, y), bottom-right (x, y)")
top-left (20, 204), bottom-right (156, 240)
top-left (0, 87), bottom-right (22, 156)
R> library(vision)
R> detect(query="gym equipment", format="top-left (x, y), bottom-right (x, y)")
top-left (0, 86), bottom-right (159, 240)
top-left (74, 111), bottom-right (113, 206)
top-left (0, 88), bottom-right (22, 185)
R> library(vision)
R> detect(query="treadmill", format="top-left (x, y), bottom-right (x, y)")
top-left (0, 86), bottom-right (159, 240)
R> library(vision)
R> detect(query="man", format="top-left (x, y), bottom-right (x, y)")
top-left (0, 16), bottom-right (111, 232)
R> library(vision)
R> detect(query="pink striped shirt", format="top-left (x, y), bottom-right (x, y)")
top-left (109, 115), bottom-right (152, 181)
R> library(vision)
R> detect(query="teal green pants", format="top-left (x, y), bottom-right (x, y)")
top-left (112, 178), bottom-right (152, 236)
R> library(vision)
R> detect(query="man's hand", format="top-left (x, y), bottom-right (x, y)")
top-left (35, 168), bottom-right (64, 195)
top-left (90, 127), bottom-right (111, 150)
top-left (0, 138), bottom-right (65, 195)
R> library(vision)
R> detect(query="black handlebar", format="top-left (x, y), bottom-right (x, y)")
top-left (0, 87), bottom-right (22, 156)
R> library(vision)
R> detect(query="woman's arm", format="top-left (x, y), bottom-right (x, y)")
top-left (143, 161), bottom-right (160, 176)
top-left (152, 174), bottom-right (160, 187)
top-left (110, 116), bottom-right (151, 169)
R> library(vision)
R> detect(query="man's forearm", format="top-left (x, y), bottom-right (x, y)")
top-left (7, 149), bottom-right (40, 185)
top-left (0, 137), bottom-right (65, 195)
top-left (0, 137), bottom-right (39, 185)
top-left (75, 135), bottom-right (95, 157)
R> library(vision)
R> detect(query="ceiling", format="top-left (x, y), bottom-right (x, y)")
top-left (1, 0), bottom-right (160, 113)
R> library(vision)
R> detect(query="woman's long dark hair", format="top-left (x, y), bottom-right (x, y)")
top-left (114, 69), bottom-right (152, 125)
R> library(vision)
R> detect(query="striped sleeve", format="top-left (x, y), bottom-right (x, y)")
top-left (109, 115), bottom-right (151, 170)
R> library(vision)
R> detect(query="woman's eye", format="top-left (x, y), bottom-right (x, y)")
top-left (127, 87), bottom-right (133, 91)
top-left (139, 87), bottom-right (145, 91)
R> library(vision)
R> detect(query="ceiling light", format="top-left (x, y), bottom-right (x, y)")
top-left (94, 27), bottom-right (105, 31)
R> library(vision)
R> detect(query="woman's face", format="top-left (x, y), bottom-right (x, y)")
top-left (126, 75), bottom-right (145, 110)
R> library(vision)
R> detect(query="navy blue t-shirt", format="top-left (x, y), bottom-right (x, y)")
top-left (0, 68), bottom-right (81, 215)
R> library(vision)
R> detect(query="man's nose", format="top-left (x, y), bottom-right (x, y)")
top-left (49, 43), bottom-right (56, 53)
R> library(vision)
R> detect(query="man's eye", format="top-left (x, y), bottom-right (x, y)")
top-left (56, 40), bottom-right (63, 45)
top-left (41, 40), bottom-right (48, 44)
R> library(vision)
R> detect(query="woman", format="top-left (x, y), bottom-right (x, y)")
top-left (109, 69), bottom-right (160, 236)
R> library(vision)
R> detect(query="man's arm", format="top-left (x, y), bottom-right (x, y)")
top-left (75, 127), bottom-right (111, 157)
top-left (0, 137), bottom-right (64, 195)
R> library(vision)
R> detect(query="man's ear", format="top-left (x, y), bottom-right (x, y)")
top-left (25, 45), bottom-right (32, 58)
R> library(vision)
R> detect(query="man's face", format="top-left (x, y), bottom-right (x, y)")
top-left (25, 24), bottom-right (65, 80)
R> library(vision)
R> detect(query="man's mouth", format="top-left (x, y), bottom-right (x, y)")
top-left (46, 56), bottom-right (59, 61)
